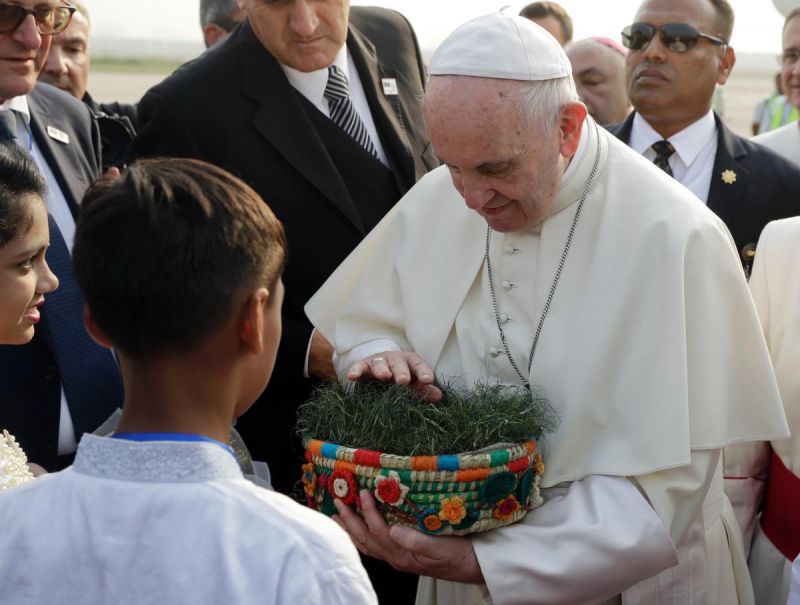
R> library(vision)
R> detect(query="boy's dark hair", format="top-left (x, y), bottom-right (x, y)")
top-left (73, 158), bottom-right (287, 359)
top-left (519, 2), bottom-right (573, 44)
top-left (0, 142), bottom-right (46, 247)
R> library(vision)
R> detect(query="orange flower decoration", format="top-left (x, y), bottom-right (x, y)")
top-left (438, 496), bottom-right (467, 524)
top-left (301, 462), bottom-right (317, 498)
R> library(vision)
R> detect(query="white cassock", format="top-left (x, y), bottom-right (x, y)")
top-left (306, 118), bottom-right (789, 605)
top-left (743, 218), bottom-right (800, 605)
top-left (752, 123), bottom-right (800, 165)
top-left (0, 434), bottom-right (377, 605)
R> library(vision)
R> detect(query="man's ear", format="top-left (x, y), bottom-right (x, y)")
top-left (203, 23), bottom-right (228, 48)
top-left (717, 46), bottom-right (736, 86)
top-left (559, 101), bottom-right (588, 158)
top-left (83, 304), bottom-right (114, 349)
top-left (241, 288), bottom-right (269, 354)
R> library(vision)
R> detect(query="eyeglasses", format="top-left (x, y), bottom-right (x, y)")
top-left (621, 22), bottom-right (727, 53)
top-left (779, 49), bottom-right (800, 67)
top-left (0, 3), bottom-right (76, 36)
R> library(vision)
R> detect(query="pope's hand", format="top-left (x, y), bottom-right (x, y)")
top-left (347, 351), bottom-right (442, 401)
top-left (334, 490), bottom-right (485, 584)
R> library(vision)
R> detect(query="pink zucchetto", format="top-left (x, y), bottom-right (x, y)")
top-left (429, 10), bottom-right (572, 81)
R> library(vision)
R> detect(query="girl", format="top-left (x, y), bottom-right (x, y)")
top-left (0, 142), bottom-right (59, 491)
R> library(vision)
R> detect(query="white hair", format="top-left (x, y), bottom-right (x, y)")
top-left (513, 76), bottom-right (578, 134)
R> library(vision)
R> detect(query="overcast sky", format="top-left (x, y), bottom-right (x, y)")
top-left (87, 0), bottom-right (789, 55)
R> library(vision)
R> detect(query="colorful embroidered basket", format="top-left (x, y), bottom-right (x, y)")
top-left (302, 437), bottom-right (544, 536)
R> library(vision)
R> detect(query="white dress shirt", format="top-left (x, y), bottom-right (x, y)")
top-left (2, 95), bottom-right (78, 455)
top-left (630, 110), bottom-right (718, 203)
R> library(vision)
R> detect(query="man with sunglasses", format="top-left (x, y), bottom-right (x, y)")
top-left (610, 0), bottom-right (800, 277)
top-left (0, 0), bottom-right (123, 475)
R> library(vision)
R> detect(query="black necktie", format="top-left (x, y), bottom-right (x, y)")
top-left (324, 65), bottom-right (379, 159)
top-left (38, 215), bottom-right (124, 436)
top-left (651, 140), bottom-right (675, 177)
top-left (0, 110), bottom-right (18, 142)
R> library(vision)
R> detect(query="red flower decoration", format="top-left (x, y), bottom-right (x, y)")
top-left (373, 471), bottom-right (409, 506)
top-left (493, 495), bottom-right (521, 521)
top-left (328, 469), bottom-right (357, 504)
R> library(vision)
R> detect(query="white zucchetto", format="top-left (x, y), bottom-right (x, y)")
top-left (429, 10), bottom-right (572, 81)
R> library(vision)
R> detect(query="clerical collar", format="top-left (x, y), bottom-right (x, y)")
top-left (0, 95), bottom-right (31, 125)
top-left (112, 432), bottom-right (237, 461)
top-left (547, 115), bottom-right (602, 218)
top-left (630, 110), bottom-right (716, 169)
top-left (279, 44), bottom-right (350, 112)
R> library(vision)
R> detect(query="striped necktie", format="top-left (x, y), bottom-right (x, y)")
top-left (651, 140), bottom-right (675, 177)
top-left (324, 65), bottom-right (379, 159)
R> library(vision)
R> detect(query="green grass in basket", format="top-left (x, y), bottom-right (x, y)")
top-left (297, 379), bottom-right (556, 456)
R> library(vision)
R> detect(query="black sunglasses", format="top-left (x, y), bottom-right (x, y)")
top-left (621, 22), bottom-right (727, 53)
top-left (0, 3), bottom-right (76, 36)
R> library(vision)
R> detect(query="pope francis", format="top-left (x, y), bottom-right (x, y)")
top-left (306, 11), bottom-right (789, 605)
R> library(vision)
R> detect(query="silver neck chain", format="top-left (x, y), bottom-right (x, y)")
top-left (485, 121), bottom-right (602, 390)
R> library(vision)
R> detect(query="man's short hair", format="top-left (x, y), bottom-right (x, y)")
top-left (0, 143), bottom-right (46, 247)
top-left (519, 2), bottom-right (573, 44)
top-left (200, 0), bottom-right (241, 31)
top-left (785, 7), bottom-right (800, 31)
top-left (73, 158), bottom-right (287, 359)
top-left (707, 0), bottom-right (734, 42)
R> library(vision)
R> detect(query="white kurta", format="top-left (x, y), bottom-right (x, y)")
top-left (0, 434), bottom-right (377, 605)
top-left (752, 122), bottom-right (800, 165)
top-left (307, 118), bottom-right (788, 604)
top-left (744, 217), bottom-right (800, 605)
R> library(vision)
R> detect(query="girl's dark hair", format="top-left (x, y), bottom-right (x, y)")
top-left (0, 142), bottom-right (46, 247)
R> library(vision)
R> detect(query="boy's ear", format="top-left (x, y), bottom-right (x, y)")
top-left (241, 288), bottom-right (270, 354)
top-left (83, 304), bottom-right (114, 349)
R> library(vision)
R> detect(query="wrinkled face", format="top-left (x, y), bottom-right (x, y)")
top-left (38, 8), bottom-right (88, 99)
top-left (0, 0), bottom-right (57, 102)
top-left (242, 0), bottom-right (349, 72)
top-left (568, 41), bottom-right (631, 125)
top-left (625, 0), bottom-right (732, 132)
top-left (424, 77), bottom-right (566, 233)
top-left (0, 195), bottom-right (59, 345)
top-left (782, 15), bottom-right (800, 108)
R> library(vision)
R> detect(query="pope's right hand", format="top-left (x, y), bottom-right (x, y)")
top-left (347, 351), bottom-right (442, 402)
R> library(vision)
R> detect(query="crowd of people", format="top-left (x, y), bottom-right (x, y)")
top-left (1, 0), bottom-right (800, 603)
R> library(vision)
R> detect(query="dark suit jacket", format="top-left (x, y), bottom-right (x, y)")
top-left (608, 112), bottom-right (800, 270)
top-left (131, 7), bottom-right (436, 494)
top-left (0, 83), bottom-right (120, 468)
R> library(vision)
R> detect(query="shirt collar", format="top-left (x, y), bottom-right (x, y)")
top-left (279, 44), bottom-right (350, 106)
top-left (0, 96), bottom-right (31, 125)
top-left (630, 110), bottom-right (716, 167)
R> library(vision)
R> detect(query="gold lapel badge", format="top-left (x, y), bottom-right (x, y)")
top-left (721, 169), bottom-right (737, 185)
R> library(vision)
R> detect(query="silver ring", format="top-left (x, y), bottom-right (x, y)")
top-left (370, 356), bottom-right (386, 364)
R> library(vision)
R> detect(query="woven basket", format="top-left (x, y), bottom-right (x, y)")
top-left (301, 437), bottom-right (544, 536)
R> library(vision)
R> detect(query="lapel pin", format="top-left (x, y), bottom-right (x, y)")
top-left (381, 78), bottom-right (398, 96)
top-left (46, 125), bottom-right (70, 145)
top-left (721, 169), bottom-right (737, 185)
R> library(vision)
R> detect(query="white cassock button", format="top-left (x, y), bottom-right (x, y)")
top-left (499, 313), bottom-right (509, 323)
top-left (488, 347), bottom-right (501, 358)
top-left (502, 280), bottom-right (513, 291)
top-left (505, 245), bottom-right (517, 254)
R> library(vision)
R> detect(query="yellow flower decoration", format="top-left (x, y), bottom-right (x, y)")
top-left (533, 452), bottom-right (545, 476)
top-left (438, 496), bottom-right (468, 524)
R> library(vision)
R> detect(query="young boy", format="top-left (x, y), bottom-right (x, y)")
top-left (0, 159), bottom-right (377, 604)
